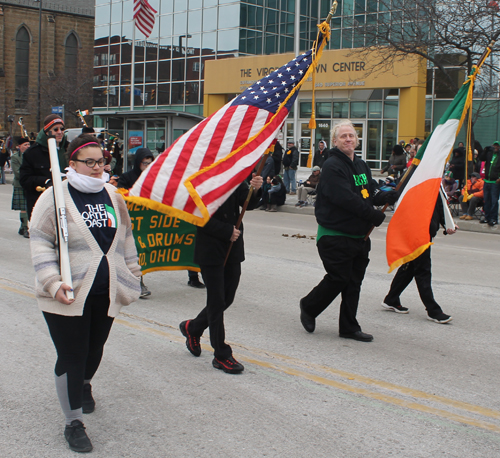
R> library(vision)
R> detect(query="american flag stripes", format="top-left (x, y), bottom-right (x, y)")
top-left (122, 32), bottom-right (329, 227)
top-left (133, 0), bottom-right (157, 38)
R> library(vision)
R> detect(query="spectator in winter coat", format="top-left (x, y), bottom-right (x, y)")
top-left (272, 140), bottom-right (283, 176)
top-left (442, 171), bottom-right (458, 199)
top-left (265, 175), bottom-right (287, 212)
top-left (480, 141), bottom-right (500, 226)
top-left (313, 140), bottom-right (329, 169)
top-left (282, 140), bottom-right (299, 194)
top-left (295, 166), bottom-right (321, 207)
top-left (117, 148), bottom-right (154, 190)
top-left (448, 147), bottom-right (466, 189)
top-left (11, 137), bottom-right (31, 237)
top-left (381, 144), bottom-right (406, 178)
top-left (459, 172), bottom-right (484, 220)
top-left (20, 114), bottom-right (69, 219)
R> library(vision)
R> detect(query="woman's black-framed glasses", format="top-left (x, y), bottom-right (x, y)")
top-left (74, 158), bottom-right (106, 168)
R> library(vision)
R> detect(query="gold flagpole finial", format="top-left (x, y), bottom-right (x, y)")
top-left (325, 1), bottom-right (339, 23)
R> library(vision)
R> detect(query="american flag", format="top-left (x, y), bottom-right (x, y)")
top-left (124, 35), bottom-right (327, 227)
top-left (133, 0), bottom-right (157, 38)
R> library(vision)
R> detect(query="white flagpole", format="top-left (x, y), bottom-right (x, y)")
top-left (47, 137), bottom-right (74, 301)
top-left (130, 20), bottom-right (136, 111)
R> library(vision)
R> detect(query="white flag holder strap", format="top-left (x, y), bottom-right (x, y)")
top-left (439, 184), bottom-right (456, 234)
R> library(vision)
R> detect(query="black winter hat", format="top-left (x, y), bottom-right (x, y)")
top-left (43, 114), bottom-right (64, 133)
top-left (392, 144), bottom-right (405, 155)
top-left (16, 137), bottom-right (30, 146)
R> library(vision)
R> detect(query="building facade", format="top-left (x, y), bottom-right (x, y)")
top-left (93, 0), bottom-right (500, 171)
top-left (0, 0), bottom-right (94, 137)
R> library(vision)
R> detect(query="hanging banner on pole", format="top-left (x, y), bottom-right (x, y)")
top-left (126, 201), bottom-right (200, 274)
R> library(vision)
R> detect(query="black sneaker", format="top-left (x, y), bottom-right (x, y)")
top-left (381, 302), bottom-right (409, 314)
top-left (212, 356), bottom-right (244, 374)
top-left (140, 277), bottom-right (151, 298)
top-left (23, 230), bottom-right (30, 239)
top-left (187, 279), bottom-right (206, 289)
top-left (488, 221), bottom-right (498, 227)
top-left (82, 383), bottom-right (95, 414)
top-left (479, 219), bottom-right (489, 224)
top-left (179, 320), bottom-right (201, 356)
top-left (18, 227), bottom-right (26, 236)
top-left (427, 313), bottom-right (453, 324)
top-left (64, 420), bottom-right (93, 453)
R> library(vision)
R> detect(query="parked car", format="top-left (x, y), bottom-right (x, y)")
top-left (64, 127), bottom-right (107, 143)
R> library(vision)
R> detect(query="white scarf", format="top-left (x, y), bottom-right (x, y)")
top-left (66, 167), bottom-right (109, 194)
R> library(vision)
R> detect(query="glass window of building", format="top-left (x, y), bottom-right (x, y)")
top-left (316, 102), bottom-right (332, 118)
top-left (15, 26), bottom-right (30, 108)
top-left (384, 100), bottom-right (399, 118)
top-left (350, 101), bottom-right (367, 118)
top-left (333, 102), bottom-right (349, 118)
top-left (64, 32), bottom-right (79, 72)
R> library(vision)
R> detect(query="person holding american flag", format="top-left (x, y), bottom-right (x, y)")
top-left (179, 174), bottom-right (263, 374)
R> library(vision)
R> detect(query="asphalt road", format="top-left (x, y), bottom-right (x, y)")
top-left (1, 180), bottom-right (500, 458)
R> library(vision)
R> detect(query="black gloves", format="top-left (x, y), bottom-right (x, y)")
top-left (384, 190), bottom-right (398, 205)
top-left (371, 209), bottom-right (386, 227)
top-left (372, 189), bottom-right (399, 206)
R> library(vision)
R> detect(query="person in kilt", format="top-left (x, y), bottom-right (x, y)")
top-left (11, 137), bottom-right (30, 238)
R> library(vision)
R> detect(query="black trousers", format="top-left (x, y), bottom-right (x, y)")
top-left (301, 236), bottom-right (370, 334)
top-left (384, 247), bottom-right (443, 317)
top-left (189, 262), bottom-right (241, 359)
top-left (43, 294), bottom-right (114, 410)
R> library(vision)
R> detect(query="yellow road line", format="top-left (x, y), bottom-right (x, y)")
top-left (233, 341), bottom-right (500, 421)
top-left (0, 283), bottom-right (36, 298)
top-left (119, 312), bottom-right (500, 422)
top-left (115, 316), bottom-right (500, 433)
top-left (4, 283), bottom-right (499, 433)
top-left (241, 356), bottom-right (500, 434)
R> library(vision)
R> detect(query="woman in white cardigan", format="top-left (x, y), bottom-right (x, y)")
top-left (30, 134), bottom-right (141, 453)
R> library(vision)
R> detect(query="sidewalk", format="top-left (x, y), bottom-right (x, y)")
top-left (276, 169), bottom-right (500, 235)
top-left (5, 171), bottom-right (498, 235)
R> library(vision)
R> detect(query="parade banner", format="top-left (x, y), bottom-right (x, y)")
top-left (126, 201), bottom-right (199, 274)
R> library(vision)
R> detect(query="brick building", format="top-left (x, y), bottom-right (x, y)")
top-left (0, 0), bottom-right (94, 137)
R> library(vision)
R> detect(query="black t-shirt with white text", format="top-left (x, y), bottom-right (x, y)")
top-left (69, 184), bottom-right (117, 295)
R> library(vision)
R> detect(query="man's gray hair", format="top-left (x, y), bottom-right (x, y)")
top-left (331, 120), bottom-right (360, 147)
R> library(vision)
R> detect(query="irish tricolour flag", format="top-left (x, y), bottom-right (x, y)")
top-left (386, 70), bottom-right (475, 272)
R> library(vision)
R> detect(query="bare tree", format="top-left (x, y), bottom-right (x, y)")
top-left (351, 0), bottom-right (500, 95)
top-left (40, 68), bottom-right (94, 129)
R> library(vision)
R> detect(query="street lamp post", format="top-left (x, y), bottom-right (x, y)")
top-left (35, 0), bottom-right (42, 132)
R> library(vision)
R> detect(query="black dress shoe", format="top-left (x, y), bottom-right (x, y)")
top-left (339, 331), bottom-right (373, 342)
top-left (300, 298), bottom-right (315, 333)
top-left (187, 279), bottom-right (206, 289)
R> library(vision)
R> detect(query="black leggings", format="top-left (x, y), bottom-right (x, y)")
top-left (43, 294), bottom-right (114, 410)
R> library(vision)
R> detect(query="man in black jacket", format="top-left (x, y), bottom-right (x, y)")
top-left (282, 140), bottom-right (299, 194)
top-left (299, 120), bottom-right (396, 342)
top-left (20, 114), bottom-right (69, 219)
top-left (179, 174), bottom-right (263, 373)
